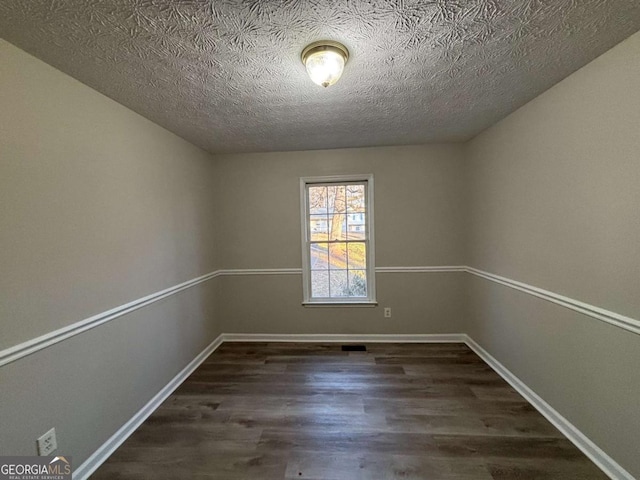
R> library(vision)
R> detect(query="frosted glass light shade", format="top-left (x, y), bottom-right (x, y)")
top-left (302, 41), bottom-right (349, 88)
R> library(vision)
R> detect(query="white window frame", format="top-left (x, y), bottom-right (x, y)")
top-left (300, 174), bottom-right (377, 306)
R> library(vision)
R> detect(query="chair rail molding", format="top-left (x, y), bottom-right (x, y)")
top-left (1, 265), bottom-right (637, 368)
top-left (465, 267), bottom-right (640, 336)
top-left (0, 270), bottom-right (221, 367)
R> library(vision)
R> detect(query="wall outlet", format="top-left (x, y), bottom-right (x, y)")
top-left (37, 428), bottom-right (57, 456)
top-left (384, 307), bottom-right (392, 318)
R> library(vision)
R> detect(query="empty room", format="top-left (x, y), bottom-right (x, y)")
top-left (1, 1), bottom-right (639, 479)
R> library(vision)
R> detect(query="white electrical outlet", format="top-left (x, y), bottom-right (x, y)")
top-left (384, 307), bottom-right (392, 318)
top-left (37, 428), bottom-right (57, 456)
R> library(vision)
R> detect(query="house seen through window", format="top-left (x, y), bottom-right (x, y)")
top-left (300, 175), bottom-right (376, 304)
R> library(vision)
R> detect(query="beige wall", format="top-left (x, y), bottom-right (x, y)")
top-left (215, 145), bottom-right (466, 268)
top-left (0, 39), bottom-right (220, 464)
top-left (219, 273), bottom-right (466, 335)
top-left (466, 31), bottom-right (640, 477)
top-left (0, 39), bottom-right (219, 349)
top-left (0, 281), bottom-right (218, 464)
top-left (3, 28), bottom-right (639, 479)
top-left (214, 145), bottom-right (468, 334)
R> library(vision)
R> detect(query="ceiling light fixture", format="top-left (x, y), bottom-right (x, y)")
top-left (301, 40), bottom-right (349, 88)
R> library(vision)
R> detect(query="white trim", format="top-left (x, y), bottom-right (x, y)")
top-left (300, 174), bottom-right (376, 304)
top-left (214, 266), bottom-right (468, 275)
top-left (299, 174), bottom-right (375, 184)
top-left (466, 267), bottom-right (640, 336)
top-left (73, 334), bottom-right (225, 480)
top-left (2, 265), bottom-right (638, 367)
top-left (2, 264), bottom-right (634, 479)
top-left (0, 270), bottom-right (221, 367)
top-left (218, 268), bottom-right (302, 276)
top-left (0, 266), bottom-right (464, 367)
top-left (301, 301), bottom-right (378, 307)
top-left (221, 333), bottom-right (466, 343)
top-left (464, 335), bottom-right (634, 480)
top-left (73, 333), bottom-right (633, 480)
top-left (376, 266), bottom-right (466, 273)
top-left (366, 175), bottom-right (376, 301)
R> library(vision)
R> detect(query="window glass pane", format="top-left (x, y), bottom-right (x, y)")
top-left (346, 185), bottom-right (365, 213)
top-left (310, 243), bottom-right (328, 270)
top-left (311, 270), bottom-right (329, 297)
top-left (329, 243), bottom-right (347, 270)
top-left (329, 270), bottom-right (348, 297)
top-left (308, 186), bottom-right (327, 214)
top-left (347, 242), bottom-right (366, 270)
top-left (309, 214), bottom-right (328, 241)
top-left (327, 214), bottom-right (347, 241)
top-left (346, 212), bottom-right (366, 240)
top-left (348, 270), bottom-right (367, 297)
top-left (327, 185), bottom-right (347, 215)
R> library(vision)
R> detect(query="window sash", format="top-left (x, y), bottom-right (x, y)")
top-left (300, 175), bottom-right (376, 305)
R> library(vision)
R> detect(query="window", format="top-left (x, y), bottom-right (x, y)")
top-left (300, 175), bottom-right (376, 305)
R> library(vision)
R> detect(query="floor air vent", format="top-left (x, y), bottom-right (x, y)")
top-left (341, 345), bottom-right (367, 352)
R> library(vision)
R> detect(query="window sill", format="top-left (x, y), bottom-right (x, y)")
top-left (302, 301), bottom-right (378, 308)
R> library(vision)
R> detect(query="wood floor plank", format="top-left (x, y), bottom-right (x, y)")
top-left (384, 413), bottom-right (563, 438)
top-left (213, 393), bottom-right (367, 416)
top-left (266, 355), bottom-right (376, 364)
top-left (116, 422), bottom-right (263, 451)
top-left (180, 380), bottom-right (477, 399)
top-left (194, 362), bottom-right (287, 374)
top-left (375, 355), bottom-right (486, 365)
top-left (284, 452), bottom-right (493, 480)
top-left (285, 363), bottom-right (406, 374)
top-left (257, 428), bottom-right (439, 455)
top-left (227, 411), bottom-right (388, 432)
top-left (187, 370), bottom-right (500, 388)
top-left (402, 363), bottom-right (495, 376)
top-left (469, 385), bottom-right (526, 402)
top-left (486, 457), bottom-right (608, 479)
top-left (95, 449), bottom-right (288, 480)
top-left (432, 434), bottom-right (586, 459)
top-left (91, 342), bottom-right (606, 479)
top-left (363, 397), bottom-right (537, 417)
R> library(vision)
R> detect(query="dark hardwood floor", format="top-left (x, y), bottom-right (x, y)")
top-left (92, 342), bottom-right (608, 479)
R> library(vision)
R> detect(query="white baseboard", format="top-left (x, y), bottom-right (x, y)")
top-left (221, 333), bottom-right (467, 343)
top-left (74, 332), bottom-right (632, 480)
top-left (73, 333), bottom-right (224, 480)
top-left (464, 335), bottom-right (633, 480)
top-left (4, 266), bottom-right (636, 369)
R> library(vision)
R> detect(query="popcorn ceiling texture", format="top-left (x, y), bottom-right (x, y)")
top-left (1, 1), bottom-right (639, 154)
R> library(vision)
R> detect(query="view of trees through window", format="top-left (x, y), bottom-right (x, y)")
top-left (307, 183), bottom-right (367, 298)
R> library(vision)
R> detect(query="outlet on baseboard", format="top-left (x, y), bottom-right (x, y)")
top-left (37, 428), bottom-right (57, 456)
top-left (384, 307), bottom-right (392, 318)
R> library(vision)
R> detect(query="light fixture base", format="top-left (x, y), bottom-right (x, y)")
top-left (301, 40), bottom-right (350, 88)
top-left (301, 40), bottom-right (349, 65)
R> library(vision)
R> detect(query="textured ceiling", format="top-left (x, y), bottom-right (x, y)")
top-left (1, 1), bottom-right (639, 154)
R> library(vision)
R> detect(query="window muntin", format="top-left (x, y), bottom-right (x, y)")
top-left (301, 175), bottom-right (376, 305)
